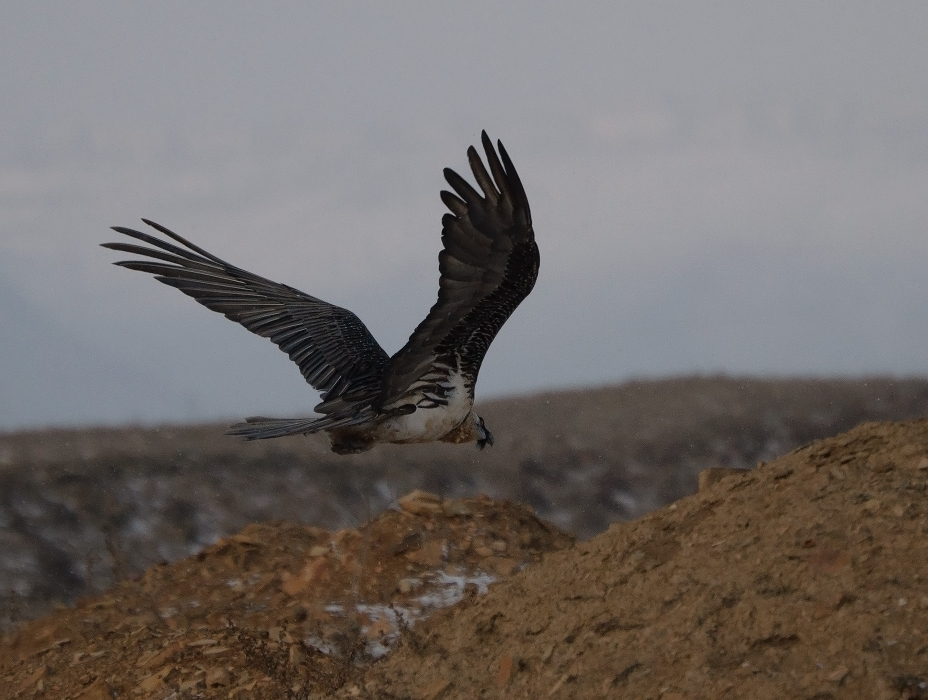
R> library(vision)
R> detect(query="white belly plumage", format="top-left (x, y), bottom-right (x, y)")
top-left (379, 370), bottom-right (472, 443)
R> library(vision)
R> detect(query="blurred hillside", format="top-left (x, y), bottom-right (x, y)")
top-left (1, 376), bottom-right (927, 630)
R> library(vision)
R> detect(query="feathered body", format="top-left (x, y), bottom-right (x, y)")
top-left (103, 132), bottom-right (538, 453)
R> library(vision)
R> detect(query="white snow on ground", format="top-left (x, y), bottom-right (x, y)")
top-left (313, 570), bottom-right (498, 659)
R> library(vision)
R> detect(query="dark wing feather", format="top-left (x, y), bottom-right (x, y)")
top-left (102, 220), bottom-right (389, 414)
top-left (379, 131), bottom-right (538, 406)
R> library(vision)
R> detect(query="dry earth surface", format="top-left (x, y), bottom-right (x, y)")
top-left (1, 418), bottom-right (927, 699)
top-left (2, 376), bottom-right (928, 628)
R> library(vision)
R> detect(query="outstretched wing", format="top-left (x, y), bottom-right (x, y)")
top-left (102, 220), bottom-right (389, 414)
top-left (379, 131), bottom-right (538, 407)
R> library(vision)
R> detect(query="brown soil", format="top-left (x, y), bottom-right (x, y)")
top-left (359, 419), bottom-right (928, 700)
top-left (3, 418), bottom-right (928, 699)
top-left (0, 493), bottom-right (572, 699)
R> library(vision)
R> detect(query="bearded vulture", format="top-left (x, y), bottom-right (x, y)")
top-left (103, 131), bottom-right (538, 454)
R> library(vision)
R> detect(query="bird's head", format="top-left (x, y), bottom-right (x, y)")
top-left (475, 414), bottom-right (494, 450)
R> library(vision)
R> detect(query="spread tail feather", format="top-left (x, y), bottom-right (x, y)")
top-left (226, 407), bottom-right (377, 441)
top-left (226, 416), bottom-right (328, 440)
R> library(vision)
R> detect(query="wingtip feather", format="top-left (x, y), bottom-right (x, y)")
top-left (141, 218), bottom-right (168, 233)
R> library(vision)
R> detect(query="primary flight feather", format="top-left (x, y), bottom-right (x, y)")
top-left (103, 131), bottom-right (538, 454)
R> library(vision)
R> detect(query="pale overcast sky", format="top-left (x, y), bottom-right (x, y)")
top-left (2, 2), bottom-right (927, 428)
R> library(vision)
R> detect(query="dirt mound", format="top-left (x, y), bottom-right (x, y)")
top-left (359, 419), bottom-right (928, 700)
top-left (0, 493), bottom-right (571, 699)
top-left (2, 418), bottom-right (928, 699)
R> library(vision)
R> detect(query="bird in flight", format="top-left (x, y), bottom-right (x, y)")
top-left (104, 131), bottom-right (538, 454)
